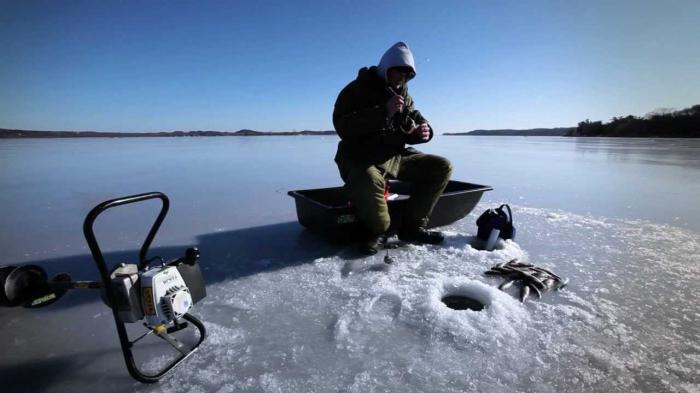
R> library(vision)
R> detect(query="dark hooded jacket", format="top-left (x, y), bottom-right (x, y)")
top-left (332, 43), bottom-right (433, 180)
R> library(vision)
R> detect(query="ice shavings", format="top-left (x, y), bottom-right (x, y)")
top-left (420, 277), bottom-right (528, 343)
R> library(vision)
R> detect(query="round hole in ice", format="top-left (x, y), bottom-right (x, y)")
top-left (441, 294), bottom-right (485, 311)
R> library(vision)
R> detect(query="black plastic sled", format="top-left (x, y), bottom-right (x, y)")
top-left (288, 180), bottom-right (492, 241)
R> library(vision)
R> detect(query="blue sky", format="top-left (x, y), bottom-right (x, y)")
top-left (1, 0), bottom-right (699, 132)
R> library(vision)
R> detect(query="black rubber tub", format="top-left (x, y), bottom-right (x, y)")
top-left (288, 180), bottom-right (492, 241)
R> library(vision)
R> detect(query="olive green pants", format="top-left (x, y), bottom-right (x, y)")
top-left (342, 154), bottom-right (453, 235)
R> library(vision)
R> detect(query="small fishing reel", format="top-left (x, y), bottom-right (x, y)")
top-left (1, 192), bottom-right (208, 383)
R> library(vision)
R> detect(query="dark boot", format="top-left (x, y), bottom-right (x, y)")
top-left (398, 227), bottom-right (444, 244)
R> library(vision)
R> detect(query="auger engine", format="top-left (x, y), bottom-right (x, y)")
top-left (0, 192), bottom-right (207, 383)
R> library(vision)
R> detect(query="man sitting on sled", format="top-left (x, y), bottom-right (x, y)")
top-left (332, 42), bottom-right (452, 255)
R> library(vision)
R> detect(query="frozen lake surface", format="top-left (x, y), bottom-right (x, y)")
top-left (1, 136), bottom-right (699, 392)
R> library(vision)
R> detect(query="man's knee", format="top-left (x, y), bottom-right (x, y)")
top-left (422, 154), bottom-right (452, 180)
top-left (348, 165), bottom-right (384, 191)
top-left (434, 155), bottom-right (452, 178)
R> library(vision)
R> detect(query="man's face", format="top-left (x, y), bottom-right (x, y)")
top-left (387, 67), bottom-right (414, 89)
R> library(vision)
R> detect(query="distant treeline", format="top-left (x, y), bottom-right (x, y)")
top-left (445, 128), bottom-right (574, 136)
top-left (0, 129), bottom-right (336, 138)
top-left (567, 105), bottom-right (700, 137)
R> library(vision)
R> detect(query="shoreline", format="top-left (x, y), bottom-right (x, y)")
top-left (0, 129), bottom-right (336, 139)
top-left (2, 129), bottom-right (698, 139)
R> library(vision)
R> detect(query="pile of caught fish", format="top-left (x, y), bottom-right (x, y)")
top-left (484, 259), bottom-right (569, 302)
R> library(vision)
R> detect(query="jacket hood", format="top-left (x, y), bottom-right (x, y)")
top-left (376, 42), bottom-right (416, 81)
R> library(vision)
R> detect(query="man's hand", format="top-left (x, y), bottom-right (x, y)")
top-left (387, 95), bottom-right (404, 118)
top-left (411, 123), bottom-right (431, 141)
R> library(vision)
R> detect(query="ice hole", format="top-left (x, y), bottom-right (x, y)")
top-left (441, 294), bottom-right (486, 311)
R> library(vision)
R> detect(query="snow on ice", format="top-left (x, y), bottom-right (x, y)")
top-left (134, 206), bottom-right (700, 393)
